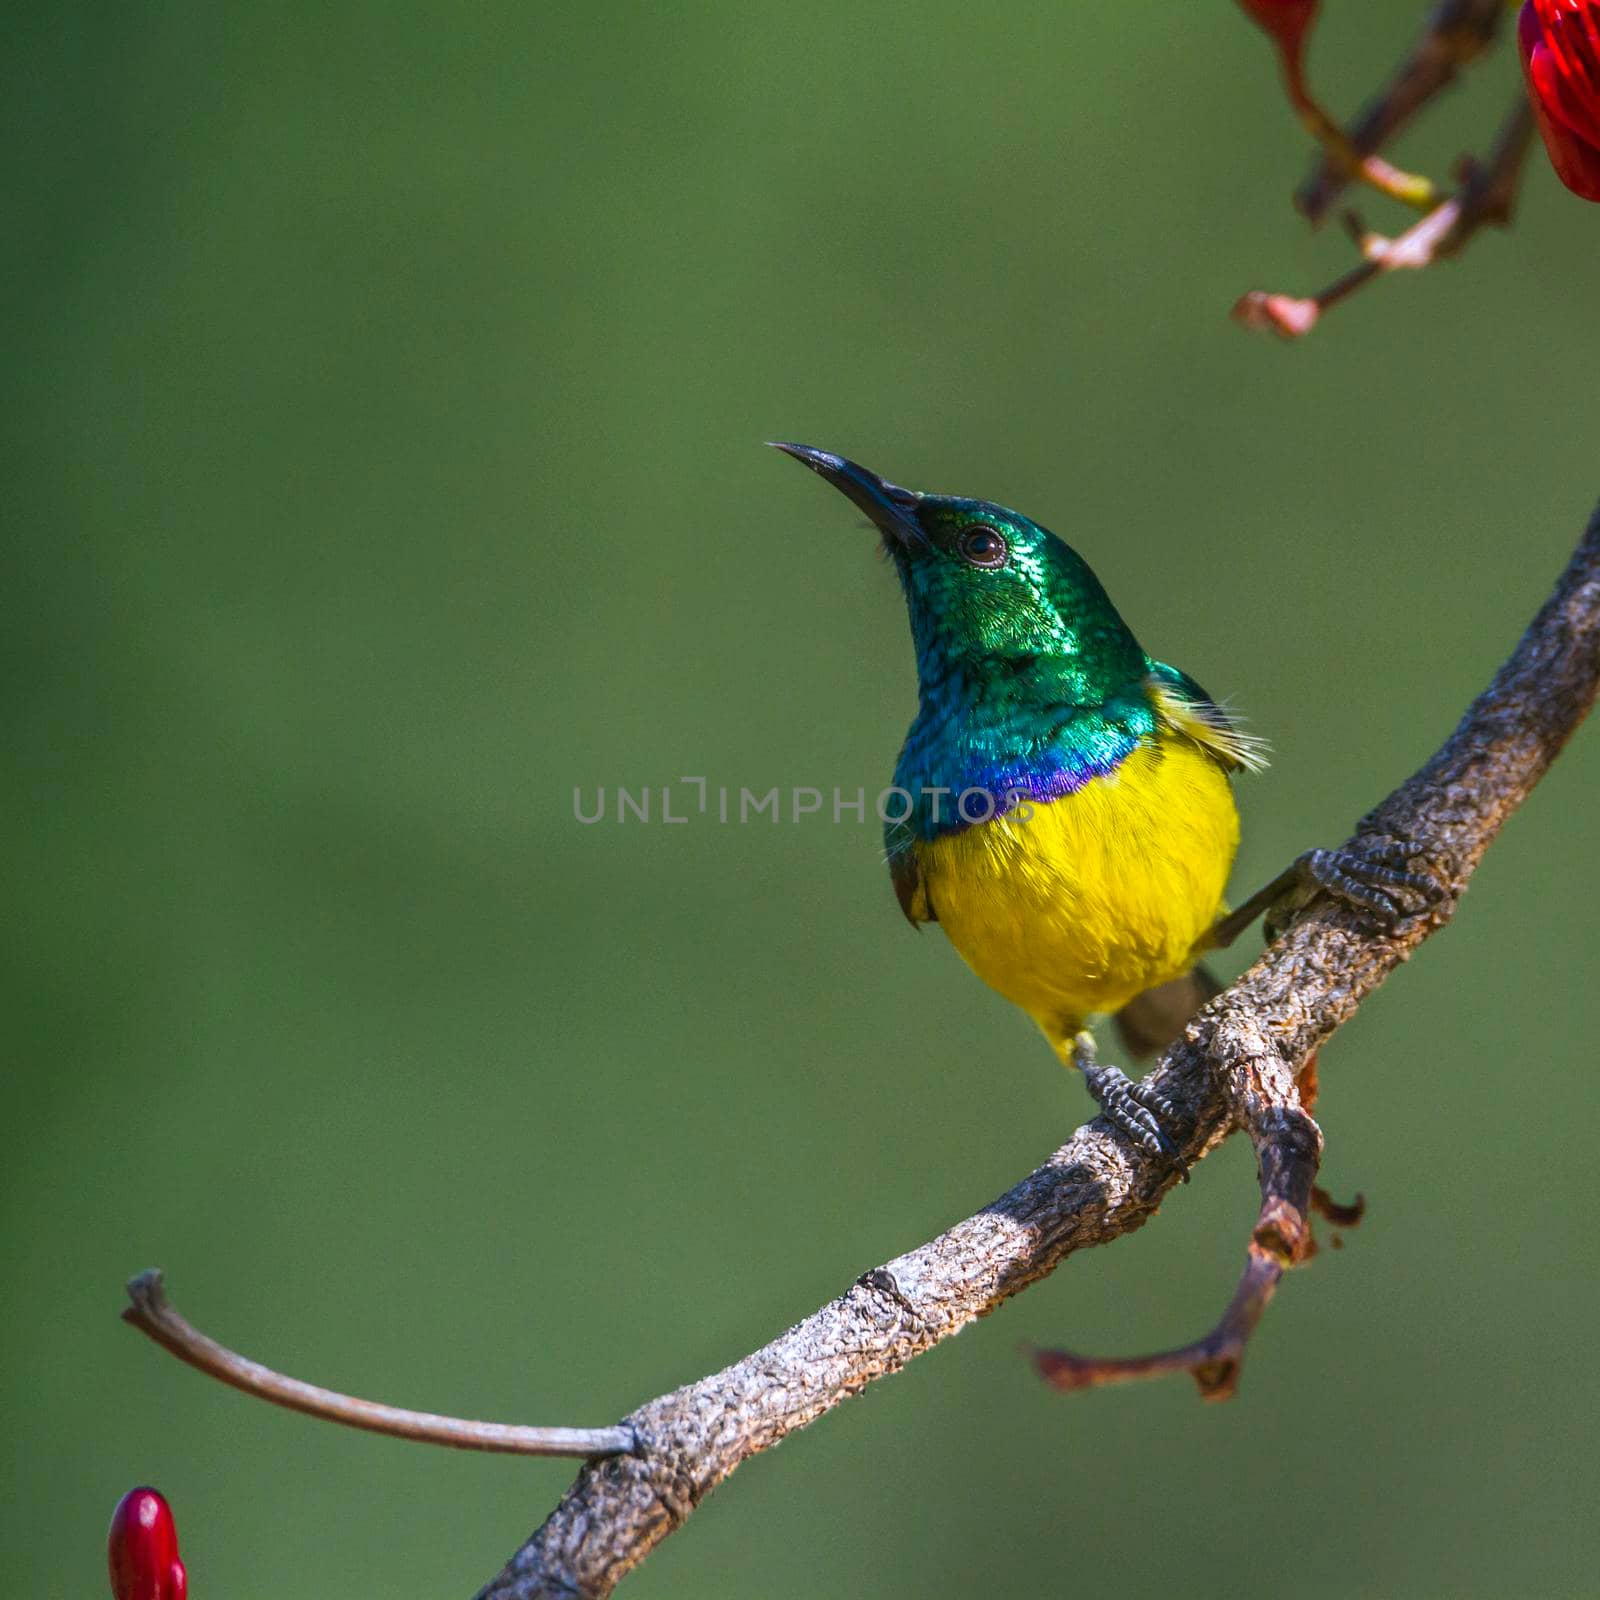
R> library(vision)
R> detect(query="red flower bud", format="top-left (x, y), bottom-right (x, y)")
top-left (1520, 0), bottom-right (1600, 200)
top-left (1236, 0), bottom-right (1319, 71)
top-left (108, 1488), bottom-right (188, 1600)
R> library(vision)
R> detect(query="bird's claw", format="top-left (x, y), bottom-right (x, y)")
top-left (1072, 1032), bottom-right (1189, 1178)
top-left (1293, 845), bottom-right (1443, 931)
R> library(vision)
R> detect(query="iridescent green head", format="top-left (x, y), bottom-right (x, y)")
top-left (771, 443), bottom-right (1145, 707)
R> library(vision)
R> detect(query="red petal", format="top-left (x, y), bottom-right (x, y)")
top-left (1523, 16), bottom-right (1600, 200)
top-left (1537, 0), bottom-right (1600, 103)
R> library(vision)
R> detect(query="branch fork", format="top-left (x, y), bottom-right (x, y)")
top-left (1033, 1089), bottom-right (1324, 1402)
top-left (1235, 1), bottom-right (1532, 338)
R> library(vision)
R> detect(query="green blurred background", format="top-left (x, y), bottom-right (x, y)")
top-left (7, 4), bottom-right (1599, 1596)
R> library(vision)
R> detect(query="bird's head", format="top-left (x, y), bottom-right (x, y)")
top-left (771, 442), bottom-right (1145, 703)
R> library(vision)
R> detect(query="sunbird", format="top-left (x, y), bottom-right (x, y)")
top-left (774, 444), bottom-right (1434, 1158)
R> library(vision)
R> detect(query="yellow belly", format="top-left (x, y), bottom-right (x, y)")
top-left (916, 734), bottom-right (1238, 1054)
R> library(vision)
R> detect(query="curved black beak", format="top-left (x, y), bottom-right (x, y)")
top-left (768, 442), bottom-right (927, 551)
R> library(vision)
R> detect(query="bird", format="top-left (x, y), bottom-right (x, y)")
top-left (772, 443), bottom-right (1435, 1161)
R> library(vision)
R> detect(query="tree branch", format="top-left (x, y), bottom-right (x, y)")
top-left (472, 502), bottom-right (1600, 1598)
top-left (121, 1269), bottom-right (635, 1459)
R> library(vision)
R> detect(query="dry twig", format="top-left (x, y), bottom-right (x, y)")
top-left (121, 1269), bottom-right (634, 1460)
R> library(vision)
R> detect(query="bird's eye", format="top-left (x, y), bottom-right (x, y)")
top-left (957, 525), bottom-right (1008, 568)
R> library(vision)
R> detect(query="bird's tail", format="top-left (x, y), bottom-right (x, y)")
top-left (1112, 964), bottom-right (1224, 1060)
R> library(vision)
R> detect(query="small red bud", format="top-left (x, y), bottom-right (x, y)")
top-left (1520, 0), bottom-right (1600, 200)
top-left (1236, 0), bottom-right (1319, 71)
top-left (1231, 290), bottom-right (1320, 339)
top-left (108, 1488), bottom-right (188, 1600)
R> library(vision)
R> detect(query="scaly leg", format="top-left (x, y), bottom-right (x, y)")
top-left (1073, 1030), bottom-right (1187, 1176)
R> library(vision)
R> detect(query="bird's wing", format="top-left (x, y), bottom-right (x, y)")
top-left (886, 830), bottom-right (936, 925)
top-left (1144, 661), bottom-right (1269, 774)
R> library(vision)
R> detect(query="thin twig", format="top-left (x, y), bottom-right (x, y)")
top-left (1296, 0), bottom-right (1507, 225)
top-left (472, 499), bottom-right (1600, 1598)
top-left (1234, 95), bottom-right (1534, 339)
top-left (121, 1269), bottom-right (636, 1460)
top-left (1281, 54), bottom-right (1438, 212)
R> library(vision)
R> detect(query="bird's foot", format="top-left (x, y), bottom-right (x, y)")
top-left (1268, 845), bottom-right (1442, 939)
top-left (1072, 1031), bottom-right (1188, 1179)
